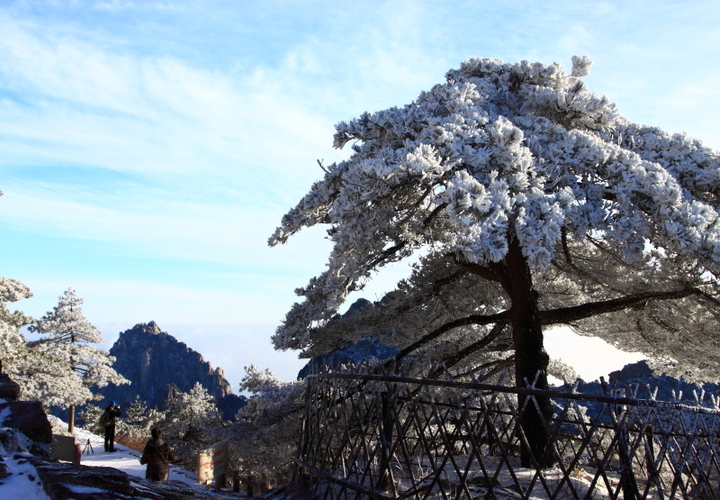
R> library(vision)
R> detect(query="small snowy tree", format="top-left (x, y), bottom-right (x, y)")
top-left (1, 278), bottom-right (78, 403)
top-left (112, 395), bottom-right (166, 440)
top-left (161, 382), bottom-right (225, 466)
top-left (0, 277), bottom-right (34, 371)
top-left (271, 56), bottom-right (720, 467)
top-left (122, 395), bottom-right (166, 435)
top-left (236, 364), bottom-right (305, 426)
top-left (25, 288), bottom-right (129, 430)
top-left (76, 402), bottom-right (105, 434)
top-left (226, 365), bottom-right (304, 487)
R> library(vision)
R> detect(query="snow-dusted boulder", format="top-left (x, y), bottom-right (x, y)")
top-left (26, 456), bottom-right (242, 500)
top-left (0, 400), bottom-right (52, 444)
top-left (0, 373), bottom-right (21, 401)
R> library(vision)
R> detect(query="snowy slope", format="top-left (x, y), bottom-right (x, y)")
top-left (70, 421), bottom-right (198, 485)
top-left (1, 455), bottom-right (53, 500)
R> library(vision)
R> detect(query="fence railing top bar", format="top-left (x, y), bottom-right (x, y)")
top-left (306, 372), bottom-right (720, 416)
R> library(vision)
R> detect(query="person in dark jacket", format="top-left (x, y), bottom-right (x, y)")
top-left (140, 428), bottom-right (178, 481)
top-left (101, 401), bottom-right (122, 452)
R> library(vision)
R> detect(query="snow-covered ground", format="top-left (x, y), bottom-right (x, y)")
top-left (70, 421), bottom-right (199, 485)
top-left (1, 454), bottom-right (53, 500)
top-left (1, 417), bottom-right (204, 500)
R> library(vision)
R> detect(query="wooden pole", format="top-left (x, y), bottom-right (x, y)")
top-left (247, 474), bottom-right (254, 497)
top-left (68, 404), bottom-right (75, 433)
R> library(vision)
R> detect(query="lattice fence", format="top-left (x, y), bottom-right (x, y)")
top-left (293, 366), bottom-right (720, 500)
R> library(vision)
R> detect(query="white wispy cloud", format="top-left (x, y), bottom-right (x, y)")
top-left (2, 0), bottom-right (719, 384)
top-left (0, 15), bottom-right (341, 181)
top-left (0, 183), bottom-right (333, 274)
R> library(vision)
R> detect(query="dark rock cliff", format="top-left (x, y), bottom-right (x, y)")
top-left (297, 336), bottom-right (399, 379)
top-left (608, 359), bottom-right (654, 383)
top-left (97, 321), bottom-right (235, 412)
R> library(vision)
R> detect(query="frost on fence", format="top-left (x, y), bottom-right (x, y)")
top-left (294, 363), bottom-right (720, 500)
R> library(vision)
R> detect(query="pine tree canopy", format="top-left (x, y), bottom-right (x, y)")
top-left (271, 57), bottom-right (720, 384)
top-left (17, 288), bottom-right (130, 408)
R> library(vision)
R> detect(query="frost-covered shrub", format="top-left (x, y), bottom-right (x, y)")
top-left (115, 396), bottom-right (166, 438)
top-left (0, 427), bottom-right (35, 455)
top-left (159, 382), bottom-right (226, 470)
top-left (221, 365), bottom-right (306, 488)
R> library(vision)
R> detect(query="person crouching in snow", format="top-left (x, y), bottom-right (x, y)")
top-left (140, 428), bottom-right (178, 481)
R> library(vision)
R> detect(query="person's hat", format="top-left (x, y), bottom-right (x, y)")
top-left (111, 401), bottom-right (117, 407)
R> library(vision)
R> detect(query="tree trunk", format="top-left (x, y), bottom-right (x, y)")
top-left (501, 237), bottom-right (555, 468)
top-left (68, 404), bottom-right (75, 433)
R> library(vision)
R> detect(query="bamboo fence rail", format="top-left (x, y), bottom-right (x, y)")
top-left (294, 366), bottom-right (720, 500)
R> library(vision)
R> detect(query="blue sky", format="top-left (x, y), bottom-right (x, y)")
top-left (1, 0), bottom-right (719, 388)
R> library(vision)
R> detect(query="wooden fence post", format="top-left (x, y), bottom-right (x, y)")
top-left (600, 377), bottom-right (639, 500)
top-left (247, 474), bottom-right (254, 497)
top-left (377, 389), bottom-right (395, 491)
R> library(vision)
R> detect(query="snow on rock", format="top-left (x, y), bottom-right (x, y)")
top-left (0, 401), bottom-right (53, 444)
top-left (0, 455), bottom-right (52, 500)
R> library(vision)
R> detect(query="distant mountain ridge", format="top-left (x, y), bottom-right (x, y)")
top-left (574, 360), bottom-right (719, 407)
top-left (97, 321), bottom-right (245, 420)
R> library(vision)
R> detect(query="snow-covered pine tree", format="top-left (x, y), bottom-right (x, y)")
top-left (270, 56), bottom-right (720, 467)
top-left (26, 288), bottom-right (129, 431)
top-left (109, 395), bottom-right (166, 451)
top-left (76, 402), bottom-right (105, 434)
top-left (0, 277), bottom-right (34, 371)
top-left (1, 277), bottom-right (79, 403)
top-left (120, 395), bottom-right (166, 437)
top-left (161, 382), bottom-right (225, 466)
top-left (227, 365), bottom-right (304, 487)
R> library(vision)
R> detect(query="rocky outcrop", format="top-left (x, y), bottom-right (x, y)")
top-left (0, 400), bottom-right (52, 443)
top-left (24, 455), bottom-right (243, 500)
top-left (0, 373), bottom-right (21, 400)
top-left (0, 370), bottom-right (53, 462)
top-left (97, 321), bottom-right (233, 411)
top-left (297, 336), bottom-right (399, 379)
top-left (31, 459), bottom-right (136, 499)
top-left (608, 360), bottom-right (654, 383)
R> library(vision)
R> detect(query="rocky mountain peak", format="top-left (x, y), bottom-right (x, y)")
top-left (127, 320), bottom-right (163, 335)
top-left (97, 322), bottom-right (233, 411)
top-left (146, 320), bottom-right (163, 334)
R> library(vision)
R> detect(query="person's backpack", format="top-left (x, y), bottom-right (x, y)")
top-left (99, 410), bottom-right (111, 428)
